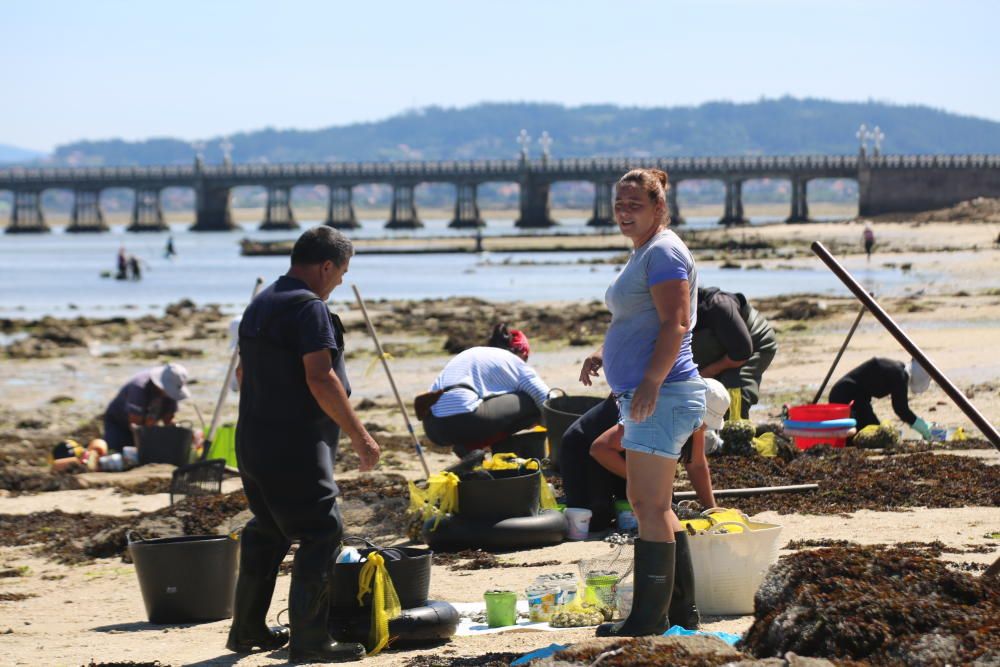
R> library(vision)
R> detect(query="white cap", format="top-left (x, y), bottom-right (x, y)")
top-left (909, 359), bottom-right (931, 394)
top-left (703, 378), bottom-right (730, 430)
top-left (150, 362), bottom-right (191, 401)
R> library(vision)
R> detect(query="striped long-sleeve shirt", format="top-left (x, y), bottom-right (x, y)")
top-left (429, 346), bottom-right (551, 418)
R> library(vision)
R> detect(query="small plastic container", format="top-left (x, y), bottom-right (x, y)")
top-left (564, 508), bottom-right (592, 540)
top-left (584, 574), bottom-right (618, 608)
top-left (525, 585), bottom-right (559, 622)
top-left (484, 590), bottom-right (517, 628)
top-left (614, 500), bottom-right (637, 530)
top-left (559, 582), bottom-right (577, 607)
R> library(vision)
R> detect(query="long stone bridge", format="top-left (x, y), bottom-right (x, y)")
top-left (1, 153), bottom-right (998, 233)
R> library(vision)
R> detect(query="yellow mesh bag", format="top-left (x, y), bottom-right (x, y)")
top-left (407, 471), bottom-right (459, 531)
top-left (481, 452), bottom-right (525, 470)
top-left (680, 507), bottom-right (750, 534)
top-left (481, 453), bottom-right (554, 509)
top-left (356, 552), bottom-right (401, 655)
top-left (539, 473), bottom-right (559, 510)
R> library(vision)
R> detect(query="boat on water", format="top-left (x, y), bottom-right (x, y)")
top-left (240, 239), bottom-right (294, 256)
top-left (239, 234), bottom-right (627, 257)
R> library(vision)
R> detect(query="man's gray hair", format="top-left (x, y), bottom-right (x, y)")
top-left (290, 226), bottom-right (354, 267)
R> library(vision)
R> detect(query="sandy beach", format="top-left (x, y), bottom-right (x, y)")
top-left (1, 217), bottom-right (997, 666)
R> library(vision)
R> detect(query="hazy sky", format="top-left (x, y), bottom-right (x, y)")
top-left (3, 0), bottom-right (997, 151)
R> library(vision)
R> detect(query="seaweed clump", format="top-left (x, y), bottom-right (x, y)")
top-left (742, 544), bottom-right (1000, 665)
top-left (545, 635), bottom-right (745, 666)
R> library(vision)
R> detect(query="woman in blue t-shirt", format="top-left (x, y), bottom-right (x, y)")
top-left (580, 168), bottom-right (706, 637)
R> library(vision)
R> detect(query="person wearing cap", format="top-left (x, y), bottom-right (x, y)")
top-left (101, 362), bottom-right (190, 452)
top-left (692, 286), bottom-right (778, 420)
top-left (227, 226), bottom-right (380, 662)
top-left (420, 323), bottom-right (550, 457)
top-left (829, 357), bottom-right (933, 440)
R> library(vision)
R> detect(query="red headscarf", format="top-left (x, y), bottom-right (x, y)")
top-left (509, 329), bottom-right (530, 357)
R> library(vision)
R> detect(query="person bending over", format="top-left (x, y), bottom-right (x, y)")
top-left (829, 357), bottom-right (933, 441)
top-left (421, 324), bottom-right (550, 457)
top-left (692, 286), bottom-right (777, 420)
top-left (102, 363), bottom-right (190, 452)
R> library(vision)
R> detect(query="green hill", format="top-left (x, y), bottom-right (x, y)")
top-left (49, 97), bottom-right (1000, 167)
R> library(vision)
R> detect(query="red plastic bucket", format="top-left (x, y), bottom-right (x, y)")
top-left (787, 403), bottom-right (852, 450)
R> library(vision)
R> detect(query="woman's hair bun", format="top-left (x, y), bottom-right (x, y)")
top-left (488, 322), bottom-right (512, 350)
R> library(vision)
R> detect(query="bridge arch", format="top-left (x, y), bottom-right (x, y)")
top-left (800, 177), bottom-right (858, 221)
top-left (549, 180), bottom-right (595, 226)
top-left (673, 179), bottom-right (726, 226)
top-left (739, 177), bottom-right (793, 224)
top-left (160, 186), bottom-right (195, 228)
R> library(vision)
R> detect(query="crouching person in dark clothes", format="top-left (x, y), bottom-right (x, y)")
top-left (227, 226), bottom-right (380, 663)
top-left (693, 286), bottom-right (777, 420)
top-left (829, 357), bottom-right (934, 441)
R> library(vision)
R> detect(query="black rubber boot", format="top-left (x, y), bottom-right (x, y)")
top-left (287, 537), bottom-right (365, 663)
top-left (226, 520), bottom-right (292, 653)
top-left (596, 539), bottom-right (675, 637)
top-left (668, 531), bottom-right (700, 630)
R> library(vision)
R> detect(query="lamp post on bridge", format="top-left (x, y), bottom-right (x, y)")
top-left (539, 131), bottom-right (553, 165)
top-left (871, 126), bottom-right (884, 158)
top-left (191, 141), bottom-right (206, 172)
top-left (220, 137), bottom-right (234, 168)
top-left (517, 129), bottom-right (531, 166)
top-left (856, 124), bottom-right (869, 161)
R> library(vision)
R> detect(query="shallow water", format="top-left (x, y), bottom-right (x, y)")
top-left (1, 216), bottom-right (925, 318)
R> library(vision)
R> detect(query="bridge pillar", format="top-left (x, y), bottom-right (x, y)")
top-left (516, 176), bottom-right (556, 228)
top-left (192, 184), bottom-right (235, 231)
top-left (127, 188), bottom-right (167, 232)
top-left (260, 186), bottom-right (298, 230)
top-left (325, 185), bottom-right (359, 229)
top-left (786, 178), bottom-right (810, 223)
top-left (6, 190), bottom-right (49, 234)
top-left (667, 180), bottom-right (685, 226)
top-left (587, 181), bottom-right (615, 227)
top-left (450, 183), bottom-right (484, 228)
top-left (719, 179), bottom-right (748, 226)
top-left (386, 183), bottom-right (423, 229)
top-left (66, 189), bottom-right (108, 232)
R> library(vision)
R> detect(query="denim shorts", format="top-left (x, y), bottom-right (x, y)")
top-left (616, 378), bottom-right (707, 460)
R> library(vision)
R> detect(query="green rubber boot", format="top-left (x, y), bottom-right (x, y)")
top-left (668, 531), bottom-right (700, 630)
top-left (226, 520), bottom-right (292, 653)
top-left (596, 539), bottom-right (675, 637)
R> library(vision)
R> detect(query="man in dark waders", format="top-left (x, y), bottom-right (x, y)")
top-left (226, 226), bottom-right (381, 663)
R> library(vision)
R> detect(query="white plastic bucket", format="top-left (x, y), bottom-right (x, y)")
top-left (687, 520), bottom-right (782, 615)
top-left (564, 508), bottom-right (592, 540)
